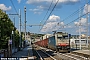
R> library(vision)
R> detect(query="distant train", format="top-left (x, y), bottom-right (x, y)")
top-left (34, 32), bottom-right (71, 52)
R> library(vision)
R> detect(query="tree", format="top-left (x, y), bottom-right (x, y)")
top-left (0, 9), bottom-right (15, 49)
top-left (14, 30), bottom-right (20, 48)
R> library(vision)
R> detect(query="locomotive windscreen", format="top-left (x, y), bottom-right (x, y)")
top-left (56, 33), bottom-right (69, 44)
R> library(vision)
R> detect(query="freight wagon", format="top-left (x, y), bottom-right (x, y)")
top-left (34, 38), bottom-right (48, 48)
top-left (34, 32), bottom-right (71, 52)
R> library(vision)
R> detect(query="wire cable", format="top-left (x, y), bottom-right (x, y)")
top-left (38, 0), bottom-right (53, 32)
top-left (40, 0), bottom-right (59, 31)
top-left (41, 0), bottom-right (53, 23)
top-left (41, 0), bottom-right (90, 33)
top-left (60, 5), bottom-right (84, 23)
top-left (60, 0), bottom-right (90, 27)
top-left (59, 0), bottom-right (90, 23)
top-left (9, 0), bottom-right (25, 31)
top-left (61, 11), bottom-right (90, 30)
top-left (10, 0), bottom-right (18, 14)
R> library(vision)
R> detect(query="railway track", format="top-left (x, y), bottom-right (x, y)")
top-left (55, 52), bottom-right (90, 60)
top-left (36, 49), bottom-right (57, 60)
top-left (33, 45), bottom-right (90, 60)
top-left (34, 45), bottom-right (57, 60)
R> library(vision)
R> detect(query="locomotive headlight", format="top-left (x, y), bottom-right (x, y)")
top-left (59, 43), bottom-right (61, 45)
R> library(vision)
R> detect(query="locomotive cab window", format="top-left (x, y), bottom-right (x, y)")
top-left (57, 34), bottom-right (63, 40)
top-left (57, 34), bottom-right (62, 38)
top-left (63, 36), bottom-right (68, 39)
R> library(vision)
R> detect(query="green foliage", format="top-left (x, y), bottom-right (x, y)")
top-left (14, 30), bottom-right (20, 48)
top-left (0, 9), bottom-right (20, 49)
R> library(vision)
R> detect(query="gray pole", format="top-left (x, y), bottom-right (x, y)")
top-left (19, 9), bottom-right (21, 50)
top-left (13, 17), bottom-right (15, 26)
top-left (86, 0), bottom-right (89, 48)
top-left (13, 17), bottom-right (15, 51)
top-left (79, 6), bottom-right (81, 50)
top-left (24, 6), bottom-right (26, 40)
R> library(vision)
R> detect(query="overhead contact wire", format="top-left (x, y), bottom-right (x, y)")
top-left (10, 0), bottom-right (18, 14)
top-left (9, 0), bottom-right (27, 30)
top-left (40, 0), bottom-right (59, 31)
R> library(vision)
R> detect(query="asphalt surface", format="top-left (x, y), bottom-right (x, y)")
top-left (12, 46), bottom-right (33, 57)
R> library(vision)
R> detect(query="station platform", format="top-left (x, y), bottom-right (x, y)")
top-left (72, 50), bottom-right (90, 58)
top-left (12, 45), bottom-right (35, 60)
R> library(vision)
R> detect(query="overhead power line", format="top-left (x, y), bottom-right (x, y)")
top-left (10, 0), bottom-right (18, 14)
top-left (42, 0), bottom-right (53, 23)
top-left (54, 0), bottom-right (90, 31)
top-left (62, 0), bottom-right (90, 26)
top-left (9, 0), bottom-right (44, 31)
top-left (59, 0), bottom-right (90, 23)
top-left (44, 0), bottom-right (59, 25)
top-left (39, 0), bottom-right (53, 32)
top-left (9, 0), bottom-right (26, 30)
top-left (60, 5), bottom-right (85, 23)
top-left (40, 0), bottom-right (59, 31)
top-left (58, 12), bottom-right (90, 32)
top-left (63, 11), bottom-right (90, 29)
top-left (40, 0), bottom-right (90, 33)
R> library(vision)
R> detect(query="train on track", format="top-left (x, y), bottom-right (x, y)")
top-left (34, 32), bottom-right (71, 52)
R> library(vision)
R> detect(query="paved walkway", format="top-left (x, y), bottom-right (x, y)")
top-left (12, 46), bottom-right (33, 57)
top-left (72, 50), bottom-right (90, 59)
top-left (73, 50), bottom-right (90, 55)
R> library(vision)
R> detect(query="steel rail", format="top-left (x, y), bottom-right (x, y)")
top-left (41, 50), bottom-right (57, 60)
top-left (35, 50), bottom-right (43, 60)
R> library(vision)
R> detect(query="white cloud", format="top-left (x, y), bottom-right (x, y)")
top-left (29, 8), bottom-right (43, 14)
top-left (0, 4), bottom-right (11, 11)
top-left (41, 22), bottom-right (58, 32)
top-left (83, 4), bottom-right (90, 14)
top-left (74, 18), bottom-right (87, 26)
top-left (74, 18), bottom-right (87, 33)
top-left (17, 0), bottom-right (21, 3)
top-left (47, 15), bottom-right (60, 22)
top-left (58, 22), bottom-right (64, 26)
top-left (26, 0), bottom-right (47, 4)
top-left (74, 21), bottom-right (80, 26)
top-left (34, 12), bottom-right (42, 14)
top-left (41, 14), bottom-right (63, 33)
top-left (26, 0), bottom-right (79, 4)
top-left (27, 0), bottom-right (79, 14)
top-left (76, 27), bottom-right (87, 33)
top-left (80, 18), bottom-right (87, 24)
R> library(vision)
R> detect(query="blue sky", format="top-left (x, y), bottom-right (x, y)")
top-left (0, 0), bottom-right (90, 35)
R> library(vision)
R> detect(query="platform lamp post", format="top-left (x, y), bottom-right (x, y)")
top-left (12, 17), bottom-right (15, 53)
top-left (9, 13), bottom-right (18, 51)
top-left (19, 9), bottom-right (22, 50)
top-left (24, 6), bottom-right (27, 48)
top-left (24, 6), bottom-right (26, 41)
top-left (86, 0), bottom-right (89, 48)
top-left (9, 30), bottom-right (13, 57)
